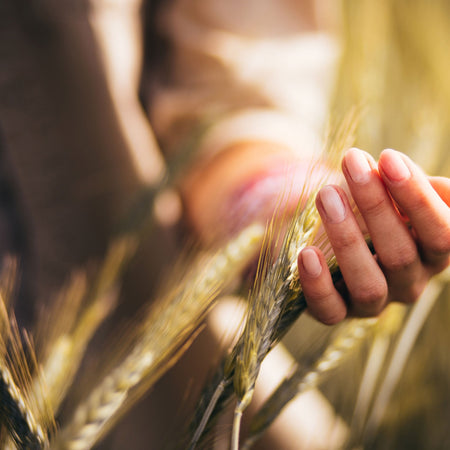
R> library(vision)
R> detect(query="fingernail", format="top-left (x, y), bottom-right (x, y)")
top-left (319, 186), bottom-right (346, 223)
top-left (381, 149), bottom-right (411, 182)
top-left (344, 148), bottom-right (371, 184)
top-left (301, 248), bottom-right (322, 277)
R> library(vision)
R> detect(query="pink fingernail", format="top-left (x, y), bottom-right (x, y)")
top-left (345, 148), bottom-right (371, 184)
top-left (319, 186), bottom-right (346, 223)
top-left (301, 248), bottom-right (322, 277)
top-left (381, 149), bottom-right (411, 182)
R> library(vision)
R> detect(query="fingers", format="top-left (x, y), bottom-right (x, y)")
top-left (299, 182), bottom-right (389, 321)
top-left (297, 247), bottom-right (347, 325)
top-left (378, 149), bottom-right (450, 270)
top-left (342, 148), bottom-right (425, 303)
top-left (299, 148), bottom-right (450, 325)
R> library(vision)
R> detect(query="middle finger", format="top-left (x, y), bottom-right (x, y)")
top-left (342, 148), bottom-right (424, 303)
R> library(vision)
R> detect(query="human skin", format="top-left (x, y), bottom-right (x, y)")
top-left (298, 147), bottom-right (450, 324)
top-left (183, 145), bottom-right (450, 325)
top-left (182, 140), bottom-right (333, 241)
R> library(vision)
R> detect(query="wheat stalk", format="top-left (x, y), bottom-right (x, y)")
top-left (188, 114), bottom-right (358, 449)
top-left (188, 205), bottom-right (315, 450)
top-left (52, 223), bottom-right (264, 450)
top-left (242, 317), bottom-right (378, 449)
top-left (229, 195), bottom-right (321, 449)
top-left (229, 113), bottom-right (359, 449)
top-left (31, 237), bottom-right (135, 420)
top-left (189, 110), bottom-right (356, 449)
top-left (35, 290), bottom-right (117, 417)
top-left (348, 302), bottom-right (407, 445)
top-left (0, 364), bottom-right (47, 449)
top-left (363, 275), bottom-right (445, 446)
top-left (0, 257), bottom-right (18, 312)
top-left (0, 293), bottom-right (54, 449)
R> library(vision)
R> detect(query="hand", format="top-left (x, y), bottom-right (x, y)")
top-left (298, 148), bottom-right (450, 325)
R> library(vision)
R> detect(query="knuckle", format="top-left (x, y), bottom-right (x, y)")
top-left (382, 248), bottom-right (418, 272)
top-left (331, 230), bottom-right (361, 253)
top-left (353, 279), bottom-right (387, 310)
top-left (392, 281), bottom-right (426, 304)
top-left (305, 287), bottom-right (333, 304)
top-left (360, 196), bottom-right (387, 218)
top-left (320, 310), bottom-right (347, 326)
top-left (429, 255), bottom-right (450, 275)
top-left (407, 282), bottom-right (426, 303)
top-left (427, 228), bottom-right (450, 255)
top-left (304, 291), bottom-right (347, 326)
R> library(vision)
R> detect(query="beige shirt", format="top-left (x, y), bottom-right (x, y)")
top-left (149, 0), bottom-right (340, 160)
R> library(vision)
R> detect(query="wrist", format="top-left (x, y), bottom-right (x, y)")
top-left (182, 140), bottom-right (332, 241)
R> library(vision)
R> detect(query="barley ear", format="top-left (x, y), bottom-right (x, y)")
top-left (0, 297), bottom-right (54, 448)
top-left (55, 223), bottom-right (264, 450)
top-left (243, 317), bottom-right (377, 449)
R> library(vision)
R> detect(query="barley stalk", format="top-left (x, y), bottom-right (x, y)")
top-left (230, 193), bottom-right (322, 449)
top-left (188, 232), bottom-right (342, 450)
top-left (188, 115), bottom-right (358, 449)
top-left (363, 276), bottom-right (444, 445)
top-left (349, 303), bottom-right (407, 444)
top-left (242, 317), bottom-right (378, 449)
top-left (188, 210), bottom-right (315, 450)
top-left (229, 113), bottom-right (359, 448)
top-left (35, 290), bottom-right (117, 417)
top-left (0, 257), bottom-right (18, 312)
top-left (231, 398), bottom-right (247, 450)
top-left (31, 237), bottom-right (134, 420)
top-left (0, 295), bottom-right (53, 448)
top-left (53, 223), bottom-right (264, 450)
top-left (0, 364), bottom-right (47, 449)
